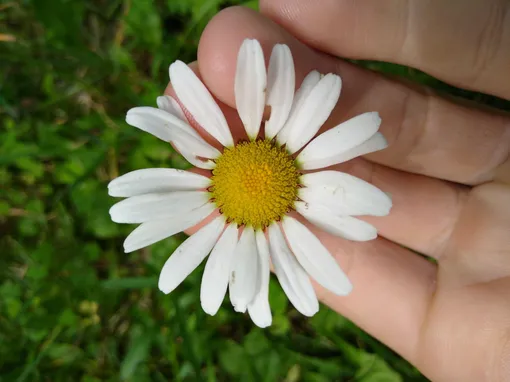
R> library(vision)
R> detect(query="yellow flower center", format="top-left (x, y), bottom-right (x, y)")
top-left (210, 140), bottom-right (300, 229)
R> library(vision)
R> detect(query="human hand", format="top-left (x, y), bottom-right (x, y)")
top-left (183, 1), bottom-right (510, 381)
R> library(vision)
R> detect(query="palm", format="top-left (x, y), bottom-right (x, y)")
top-left (417, 181), bottom-right (510, 381)
top-left (170, 1), bottom-right (510, 380)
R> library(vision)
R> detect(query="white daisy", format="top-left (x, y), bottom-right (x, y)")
top-left (108, 39), bottom-right (391, 328)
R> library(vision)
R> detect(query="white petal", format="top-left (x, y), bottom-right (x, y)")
top-left (200, 224), bottom-right (239, 316)
top-left (109, 191), bottom-right (209, 223)
top-left (108, 168), bottom-right (210, 197)
top-left (169, 61), bottom-right (234, 147)
top-left (247, 231), bottom-right (272, 328)
top-left (282, 216), bottom-right (352, 295)
top-left (297, 112), bottom-right (382, 167)
top-left (157, 95), bottom-right (187, 121)
top-left (126, 106), bottom-right (173, 142)
top-left (235, 39), bottom-right (267, 140)
top-left (295, 201), bottom-right (377, 241)
top-left (264, 44), bottom-right (295, 140)
top-left (300, 171), bottom-right (392, 216)
top-left (123, 202), bottom-right (215, 253)
top-left (125, 107), bottom-right (220, 161)
top-left (277, 70), bottom-right (321, 145)
top-left (282, 73), bottom-right (342, 154)
top-left (126, 106), bottom-right (194, 141)
top-left (172, 138), bottom-right (216, 170)
top-left (300, 132), bottom-right (388, 170)
top-left (268, 224), bottom-right (319, 316)
top-left (229, 226), bottom-right (259, 313)
top-left (158, 216), bottom-right (224, 294)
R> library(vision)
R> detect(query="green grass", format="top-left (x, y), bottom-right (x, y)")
top-left (5, 0), bottom-right (507, 381)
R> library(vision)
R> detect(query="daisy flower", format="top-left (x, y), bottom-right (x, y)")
top-left (108, 39), bottom-right (391, 327)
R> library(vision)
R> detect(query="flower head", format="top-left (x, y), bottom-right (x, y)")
top-left (108, 39), bottom-right (392, 327)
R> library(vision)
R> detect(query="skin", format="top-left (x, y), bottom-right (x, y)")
top-left (165, 1), bottom-right (510, 380)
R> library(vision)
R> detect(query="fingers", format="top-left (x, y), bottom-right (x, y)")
top-left (198, 7), bottom-right (510, 185)
top-left (261, 0), bottom-right (510, 100)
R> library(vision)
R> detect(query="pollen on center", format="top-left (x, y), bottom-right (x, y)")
top-left (209, 140), bottom-right (300, 229)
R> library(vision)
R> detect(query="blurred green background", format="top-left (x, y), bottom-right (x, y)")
top-left (3, 1), bottom-right (507, 381)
